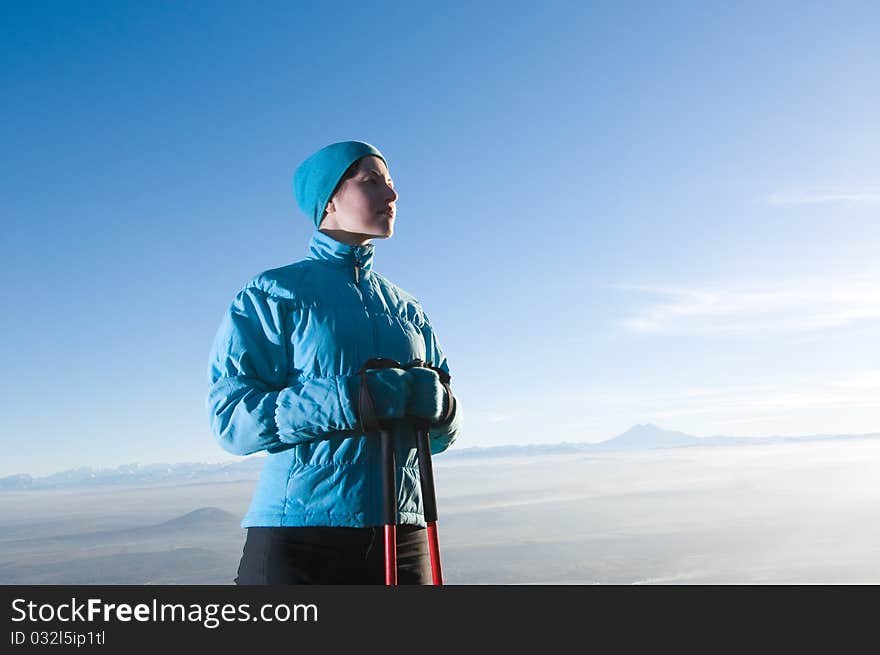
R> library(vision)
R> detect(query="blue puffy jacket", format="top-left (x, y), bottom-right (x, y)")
top-left (207, 230), bottom-right (462, 528)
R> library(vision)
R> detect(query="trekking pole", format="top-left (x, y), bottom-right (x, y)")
top-left (403, 358), bottom-right (454, 586)
top-left (380, 426), bottom-right (398, 586)
top-left (414, 418), bottom-right (443, 585)
top-left (358, 357), bottom-right (403, 586)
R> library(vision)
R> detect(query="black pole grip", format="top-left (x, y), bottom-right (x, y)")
top-left (415, 421), bottom-right (438, 524)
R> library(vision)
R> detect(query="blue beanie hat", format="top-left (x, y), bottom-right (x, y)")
top-left (293, 140), bottom-right (387, 228)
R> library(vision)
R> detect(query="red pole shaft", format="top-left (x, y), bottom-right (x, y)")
top-left (380, 428), bottom-right (398, 586)
top-left (426, 521), bottom-right (443, 585)
top-left (384, 524), bottom-right (397, 585)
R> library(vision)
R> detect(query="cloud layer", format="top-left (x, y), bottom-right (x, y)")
top-left (766, 189), bottom-right (880, 207)
top-left (615, 275), bottom-right (880, 335)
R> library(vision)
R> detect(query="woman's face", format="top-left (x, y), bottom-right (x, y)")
top-left (321, 156), bottom-right (398, 244)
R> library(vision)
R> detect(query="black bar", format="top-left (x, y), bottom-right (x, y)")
top-left (2, 585), bottom-right (868, 650)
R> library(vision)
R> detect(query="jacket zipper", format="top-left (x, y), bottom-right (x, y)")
top-left (352, 250), bottom-right (387, 521)
top-left (353, 251), bottom-right (380, 350)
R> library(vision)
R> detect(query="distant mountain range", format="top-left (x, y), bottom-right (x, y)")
top-left (2, 424), bottom-right (878, 492)
top-left (0, 459), bottom-right (266, 492)
top-left (443, 424), bottom-right (880, 459)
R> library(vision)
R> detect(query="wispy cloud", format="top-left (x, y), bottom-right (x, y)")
top-left (609, 375), bottom-right (878, 410)
top-left (560, 376), bottom-right (879, 442)
top-left (465, 410), bottom-right (513, 424)
top-left (645, 385), bottom-right (880, 418)
top-left (617, 372), bottom-right (880, 434)
top-left (828, 370), bottom-right (880, 390)
top-left (614, 275), bottom-right (880, 335)
top-left (766, 189), bottom-right (880, 207)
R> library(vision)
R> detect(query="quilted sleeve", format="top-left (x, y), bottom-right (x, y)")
top-left (420, 314), bottom-right (463, 455)
top-left (206, 286), bottom-right (360, 455)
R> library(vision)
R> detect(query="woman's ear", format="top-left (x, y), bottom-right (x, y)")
top-left (319, 199), bottom-right (334, 227)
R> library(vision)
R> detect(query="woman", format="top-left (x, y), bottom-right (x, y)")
top-left (206, 140), bottom-right (462, 584)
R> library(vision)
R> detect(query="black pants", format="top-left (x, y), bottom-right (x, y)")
top-left (234, 526), bottom-right (432, 585)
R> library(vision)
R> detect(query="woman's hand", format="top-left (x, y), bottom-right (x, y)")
top-left (363, 368), bottom-right (412, 419)
top-left (405, 368), bottom-right (448, 423)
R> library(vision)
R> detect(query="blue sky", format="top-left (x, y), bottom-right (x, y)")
top-left (2, 1), bottom-right (878, 476)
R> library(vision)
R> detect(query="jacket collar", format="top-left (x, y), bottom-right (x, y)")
top-left (307, 229), bottom-right (375, 272)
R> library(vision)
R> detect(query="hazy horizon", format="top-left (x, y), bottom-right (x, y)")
top-left (5, 423), bottom-right (880, 480)
top-left (3, 438), bottom-right (879, 585)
